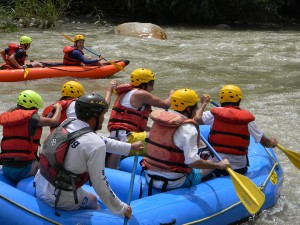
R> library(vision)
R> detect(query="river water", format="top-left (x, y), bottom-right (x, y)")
top-left (0, 23), bottom-right (299, 225)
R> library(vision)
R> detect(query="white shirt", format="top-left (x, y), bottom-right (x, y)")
top-left (66, 101), bottom-right (76, 118)
top-left (202, 110), bottom-right (264, 169)
top-left (34, 119), bottom-right (129, 215)
top-left (109, 89), bottom-right (146, 141)
top-left (145, 111), bottom-right (201, 189)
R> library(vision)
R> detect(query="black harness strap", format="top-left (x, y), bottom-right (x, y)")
top-left (146, 174), bottom-right (184, 196)
top-left (210, 130), bottom-right (250, 140)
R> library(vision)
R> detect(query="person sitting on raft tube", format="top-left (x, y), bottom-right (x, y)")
top-left (63, 34), bottom-right (104, 66)
top-left (141, 89), bottom-right (230, 194)
top-left (194, 85), bottom-right (278, 175)
top-left (0, 90), bottom-right (62, 182)
top-left (0, 36), bottom-right (43, 70)
top-left (106, 68), bottom-right (174, 169)
top-left (42, 79), bottom-right (117, 131)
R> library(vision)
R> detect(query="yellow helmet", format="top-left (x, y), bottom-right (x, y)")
top-left (74, 34), bottom-right (85, 42)
top-left (171, 89), bottom-right (200, 111)
top-left (20, 36), bottom-right (32, 45)
top-left (61, 81), bottom-right (85, 98)
top-left (219, 85), bottom-right (243, 103)
top-left (130, 68), bottom-right (156, 86)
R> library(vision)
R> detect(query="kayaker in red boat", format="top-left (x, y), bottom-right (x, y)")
top-left (63, 34), bottom-right (104, 66)
top-left (0, 36), bottom-right (43, 70)
top-left (194, 85), bottom-right (278, 175)
top-left (106, 68), bottom-right (174, 169)
top-left (0, 90), bottom-right (62, 182)
top-left (141, 89), bottom-right (230, 194)
top-left (35, 93), bottom-right (138, 218)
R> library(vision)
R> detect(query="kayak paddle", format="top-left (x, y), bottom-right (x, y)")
top-left (276, 144), bottom-right (300, 170)
top-left (200, 133), bottom-right (265, 214)
top-left (24, 67), bottom-right (30, 78)
top-left (209, 100), bottom-right (300, 171)
top-left (63, 34), bottom-right (125, 72)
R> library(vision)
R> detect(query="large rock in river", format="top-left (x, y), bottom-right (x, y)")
top-left (114, 22), bottom-right (167, 40)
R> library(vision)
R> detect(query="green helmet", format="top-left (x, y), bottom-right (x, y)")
top-left (17, 90), bottom-right (43, 109)
top-left (75, 93), bottom-right (108, 118)
top-left (20, 36), bottom-right (32, 45)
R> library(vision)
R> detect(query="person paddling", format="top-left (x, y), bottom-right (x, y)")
top-left (0, 36), bottom-right (43, 70)
top-left (194, 85), bottom-right (278, 175)
top-left (63, 34), bottom-right (104, 66)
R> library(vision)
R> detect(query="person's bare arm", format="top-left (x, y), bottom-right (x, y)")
top-left (188, 158), bottom-right (230, 170)
top-left (194, 95), bottom-right (210, 124)
top-left (0, 49), bottom-right (8, 63)
top-left (131, 89), bottom-right (173, 109)
top-left (104, 79), bottom-right (117, 107)
top-left (260, 135), bottom-right (278, 148)
top-left (8, 54), bottom-right (23, 69)
top-left (38, 103), bottom-right (62, 127)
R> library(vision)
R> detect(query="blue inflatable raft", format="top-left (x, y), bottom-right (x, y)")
top-left (0, 125), bottom-right (284, 225)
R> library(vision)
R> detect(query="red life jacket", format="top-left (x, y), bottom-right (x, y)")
top-left (4, 43), bottom-right (27, 68)
top-left (209, 106), bottom-right (255, 155)
top-left (63, 46), bottom-right (83, 66)
top-left (42, 99), bottom-right (75, 131)
top-left (39, 118), bottom-right (92, 191)
top-left (0, 109), bottom-right (42, 161)
top-left (107, 84), bottom-right (151, 132)
top-left (142, 110), bottom-right (200, 174)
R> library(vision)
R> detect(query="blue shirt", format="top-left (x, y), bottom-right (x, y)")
top-left (68, 49), bottom-right (98, 65)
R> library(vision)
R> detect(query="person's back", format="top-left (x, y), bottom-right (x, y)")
top-left (142, 89), bottom-right (230, 193)
top-left (194, 85), bottom-right (278, 175)
top-left (0, 90), bottom-right (62, 181)
top-left (35, 93), bottom-right (132, 218)
top-left (42, 81), bottom-right (85, 131)
top-left (106, 68), bottom-right (173, 169)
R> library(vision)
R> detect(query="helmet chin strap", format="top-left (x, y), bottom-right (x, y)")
top-left (92, 112), bottom-right (101, 132)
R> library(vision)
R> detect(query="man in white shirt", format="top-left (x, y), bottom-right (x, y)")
top-left (142, 89), bottom-right (230, 193)
top-left (35, 93), bottom-right (143, 218)
top-left (106, 68), bottom-right (173, 169)
top-left (194, 85), bottom-right (278, 175)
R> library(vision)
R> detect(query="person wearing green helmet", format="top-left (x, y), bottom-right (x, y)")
top-left (0, 36), bottom-right (43, 70)
top-left (106, 68), bottom-right (174, 169)
top-left (141, 89), bottom-right (230, 193)
top-left (0, 90), bottom-right (62, 182)
top-left (63, 34), bottom-right (104, 66)
top-left (194, 85), bottom-right (278, 175)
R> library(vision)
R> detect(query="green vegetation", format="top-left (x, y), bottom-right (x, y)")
top-left (13, 0), bottom-right (70, 28)
top-left (0, 5), bottom-right (18, 32)
top-left (1, 0), bottom-right (70, 32)
top-left (0, 0), bottom-right (299, 32)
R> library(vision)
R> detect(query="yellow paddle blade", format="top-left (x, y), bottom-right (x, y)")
top-left (24, 68), bottom-right (30, 78)
top-left (63, 34), bottom-right (74, 43)
top-left (276, 144), bottom-right (300, 170)
top-left (107, 60), bottom-right (125, 72)
top-left (227, 168), bottom-right (265, 214)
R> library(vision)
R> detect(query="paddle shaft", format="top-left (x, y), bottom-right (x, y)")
top-left (210, 100), bottom-right (219, 107)
top-left (200, 134), bottom-right (222, 161)
top-left (123, 154), bottom-right (138, 225)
